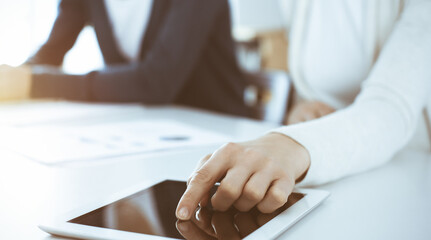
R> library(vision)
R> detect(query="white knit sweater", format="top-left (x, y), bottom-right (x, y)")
top-left (274, 0), bottom-right (431, 185)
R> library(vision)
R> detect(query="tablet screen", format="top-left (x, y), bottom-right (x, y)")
top-left (69, 180), bottom-right (304, 239)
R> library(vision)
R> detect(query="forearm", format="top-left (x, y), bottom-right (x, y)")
top-left (30, 66), bottom-right (89, 101)
top-left (88, 64), bottom-right (174, 104)
top-left (273, 99), bottom-right (411, 185)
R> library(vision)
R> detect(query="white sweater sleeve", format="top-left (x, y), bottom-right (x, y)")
top-left (273, 0), bottom-right (431, 186)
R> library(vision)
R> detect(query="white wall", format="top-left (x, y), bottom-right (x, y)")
top-left (0, 0), bottom-right (103, 74)
top-left (0, 0), bottom-right (58, 66)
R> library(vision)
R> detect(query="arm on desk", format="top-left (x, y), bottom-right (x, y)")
top-left (30, 0), bottom-right (230, 104)
top-left (273, 0), bottom-right (431, 186)
top-left (176, 0), bottom-right (431, 218)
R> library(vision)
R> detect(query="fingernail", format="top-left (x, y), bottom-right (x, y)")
top-left (177, 207), bottom-right (189, 220)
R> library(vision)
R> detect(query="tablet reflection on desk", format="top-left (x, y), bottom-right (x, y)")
top-left (176, 193), bottom-right (304, 240)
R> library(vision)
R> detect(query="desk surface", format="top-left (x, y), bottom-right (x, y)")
top-left (0, 102), bottom-right (430, 240)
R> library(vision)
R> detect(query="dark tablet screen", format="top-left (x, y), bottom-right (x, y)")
top-left (69, 180), bottom-right (304, 239)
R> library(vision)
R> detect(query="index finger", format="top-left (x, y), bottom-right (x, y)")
top-left (176, 147), bottom-right (232, 220)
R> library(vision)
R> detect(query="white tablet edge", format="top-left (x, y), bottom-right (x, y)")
top-left (244, 188), bottom-right (329, 240)
top-left (39, 178), bottom-right (329, 240)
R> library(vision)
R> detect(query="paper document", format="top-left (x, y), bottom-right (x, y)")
top-left (0, 120), bottom-right (230, 164)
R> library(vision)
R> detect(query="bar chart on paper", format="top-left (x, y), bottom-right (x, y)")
top-left (0, 119), bottom-right (230, 164)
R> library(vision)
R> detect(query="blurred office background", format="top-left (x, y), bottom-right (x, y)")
top-left (0, 0), bottom-right (429, 146)
top-left (0, 0), bottom-right (289, 74)
top-left (0, 0), bottom-right (104, 72)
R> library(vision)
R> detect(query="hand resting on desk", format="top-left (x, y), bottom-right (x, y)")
top-left (287, 100), bottom-right (335, 125)
top-left (0, 65), bottom-right (32, 101)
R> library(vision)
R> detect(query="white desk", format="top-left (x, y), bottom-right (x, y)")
top-left (0, 102), bottom-right (430, 240)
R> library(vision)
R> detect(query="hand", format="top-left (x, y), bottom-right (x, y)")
top-left (176, 133), bottom-right (310, 220)
top-left (0, 65), bottom-right (32, 101)
top-left (287, 100), bottom-right (335, 124)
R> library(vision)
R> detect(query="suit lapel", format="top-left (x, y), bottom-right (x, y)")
top-left (88, 0), bottom-right (170, 64)
top-left (88, 0), bottom-right (128, 64)
top-left (138, 0), bottom-right (171, 60)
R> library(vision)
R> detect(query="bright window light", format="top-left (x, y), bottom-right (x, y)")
top-left (0, 0), bottom-right (104, 74)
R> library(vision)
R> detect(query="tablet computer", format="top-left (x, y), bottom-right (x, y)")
top-left (40, 179), bottom-right (329, 240)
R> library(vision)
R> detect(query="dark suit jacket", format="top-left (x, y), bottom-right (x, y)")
top-left (28, 0), bottom-right (255, 117)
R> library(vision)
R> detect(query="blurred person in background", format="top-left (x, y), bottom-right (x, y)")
top-left (176, 0), bottom-right (431, 221)
top-left (0, 0), bottom-right (257, 118)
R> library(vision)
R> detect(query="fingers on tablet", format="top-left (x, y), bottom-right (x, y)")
top-left (233, 170), bottom-right (273, 212)
top-left (177, 141), bottom-right (296, 219)
top-left (256, 178), bottom-right (293, 213)
top-left (176, 146), bottom-right (231, 220)
top-left (211, 167), bottom-right (251, 211)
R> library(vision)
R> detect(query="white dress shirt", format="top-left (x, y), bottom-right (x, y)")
top-left (104, 0), bottom-right (154, 62)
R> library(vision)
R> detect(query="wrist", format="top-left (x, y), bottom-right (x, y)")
top-left (285, 135), bottom-right (311, 181)
top-left (20, 65), bottom-right (32, 98)
top-left (265, 133), bottom-right (311, 182)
